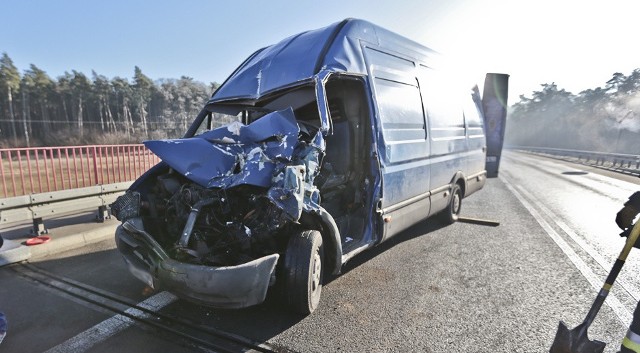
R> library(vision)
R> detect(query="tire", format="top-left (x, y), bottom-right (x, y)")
top-left (440, 183), bottom-right (462, 224)
top-left (283, 229), bottom-right (324, 314)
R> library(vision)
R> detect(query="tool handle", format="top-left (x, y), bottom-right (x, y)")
top-left (584, 220), bottom-right (640, 326)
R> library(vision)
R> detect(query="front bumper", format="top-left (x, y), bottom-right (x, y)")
top-left (115, 218), bottom-right (279, 309)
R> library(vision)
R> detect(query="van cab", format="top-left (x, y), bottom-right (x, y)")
top-left (111, 18), bottom-right (498, 314)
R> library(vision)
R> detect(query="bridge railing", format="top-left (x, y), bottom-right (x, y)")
top-left (508, 146), bottom-right (640, 176)
top-left (0, 144), bottom-right (160, 198)
top-left (0, 144), bottom-right (161, 234)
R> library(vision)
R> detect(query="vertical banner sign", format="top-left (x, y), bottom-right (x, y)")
top-left (482, 73), bottom-right (509, 178)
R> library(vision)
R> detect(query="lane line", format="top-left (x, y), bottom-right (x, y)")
top-left (44, 291), bottom-right (178, 353)
top-left (501, 175), bottom-right (632, 327)
top-left (514, 183), bottom-right (640, 302)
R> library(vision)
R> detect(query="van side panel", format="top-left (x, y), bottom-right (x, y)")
top-left (363, 46), bottom-right (432, 240)
top-left (418, 67), bottom-right (469, 215)
top-left (463, 92), bottom-right (487, 196)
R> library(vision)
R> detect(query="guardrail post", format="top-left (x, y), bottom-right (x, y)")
top-left (32, 217), bottom-right (48, 235)
top-left (92, 146), bottom-right (99, 185)
top-left (96, 205), bottom-right (110, 223)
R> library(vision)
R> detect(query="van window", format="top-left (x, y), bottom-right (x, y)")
top-left (463, 93), bottom-right (485, 139)
top-left (419, 68), bottom-right (466, 141)
top-left (375, 78), bottom-right (426, 141)
top-left (364, 47), bottom-right (426, 142)
top-left (463, 95), bottom-right (484, 128)
top-left (420, 73), bottom-right (464, 128)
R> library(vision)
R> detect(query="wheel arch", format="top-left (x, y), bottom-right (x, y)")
top-left (299, 207), bottom-right (343, 275)
top-left (450, 171), bottom-right (468, 198)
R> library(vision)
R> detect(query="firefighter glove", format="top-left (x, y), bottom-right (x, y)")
top-left (616, 191), bottom-right (640, 230)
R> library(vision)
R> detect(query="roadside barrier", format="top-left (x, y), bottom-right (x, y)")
top-left (508, 146), bottom-right (640, 176)
top-left (0, 181), bottom-right (132, 234)
top-left (0, 144), bottom-right (159, 198)
top-left (0, 144), bottom-right (159, 234)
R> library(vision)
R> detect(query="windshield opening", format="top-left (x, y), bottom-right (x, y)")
top-left (192, 84), bottom-right (319, 137)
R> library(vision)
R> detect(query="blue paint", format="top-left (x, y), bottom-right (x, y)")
top-left (144, 108), bottom-right (299, 189)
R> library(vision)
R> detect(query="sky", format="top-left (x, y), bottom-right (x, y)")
top-left (2, 0), bottom-right (640, 103)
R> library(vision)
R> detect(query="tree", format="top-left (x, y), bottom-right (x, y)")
top-left (133, 66), bottom-right (153, 138)
top-left (23, 64), bottom-right (55, 143)
top-left (606, 72), bottom-right (627, 94)
top-left (69, 71), bottom-right (91, 137)
top-left (506, 83), bottom-right (576, 148)
top-left (111, 77), bottom-right (134, 137)
top-left (56, 72), bottom-right (73, 126)
top-left (0, 52), bottom-right (213, 146)
top-left (92, 71), bottom-right (117, 133)
top-left (0, 53), bottom-right (21, 144)
top-left (506, 67), bottom-right (640, 153)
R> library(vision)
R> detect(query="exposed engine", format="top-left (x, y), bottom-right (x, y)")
top-left (135, 174), bottom-right (289, 266)
top-left (111, 107), bottom-right (326, 267)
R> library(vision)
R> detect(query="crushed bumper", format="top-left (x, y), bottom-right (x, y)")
top-left (115, 218), bottom-right (279, 309)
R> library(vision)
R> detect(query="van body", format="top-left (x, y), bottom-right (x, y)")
top-left (112, 18), bottom-right (489, 314)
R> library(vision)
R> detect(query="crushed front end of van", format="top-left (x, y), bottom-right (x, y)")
top-left (111, 107), bottom-right (329, 309)
top-left (111, 17), bottom-right (495, 314)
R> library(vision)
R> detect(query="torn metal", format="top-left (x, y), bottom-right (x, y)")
top-left (112, 18), bottom-right (454, 310)
top-left (111, 107), bottom-right (327, 307)
top-left (144, 108), bottom-right (303, 189)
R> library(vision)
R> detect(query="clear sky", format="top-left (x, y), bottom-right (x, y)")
top-left (2, 0), bottom-right (639, 103)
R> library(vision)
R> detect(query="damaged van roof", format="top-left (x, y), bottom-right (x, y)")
top-left (209, 18), bottom-right (437, 103)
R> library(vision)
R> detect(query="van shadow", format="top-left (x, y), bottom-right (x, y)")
top-left (168, 218), bottom-right (451, 348)
top-left (28, 218), bottom-right (449, 352)
top-left (328, 217), bottom-right (448, 281)
top-left (31, 247), bottom-right (304, 351)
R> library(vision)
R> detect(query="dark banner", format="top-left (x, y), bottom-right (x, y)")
top-left (482, 73), bottom-right (509, 178)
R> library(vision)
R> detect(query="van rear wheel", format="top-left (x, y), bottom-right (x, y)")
top-left (440, 183), bottom-right (462, 224)
top-left (283, 229), bottom-right (324, 314)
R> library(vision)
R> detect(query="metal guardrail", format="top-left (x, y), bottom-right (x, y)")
top-left (508, 146), bottom-right (640, 176)
top-left (0, 181), bottom-right (131, 234)
top-left (0, 144), bottom-right (159, 198)
top-left (0, 144), bottom-right (157, 234)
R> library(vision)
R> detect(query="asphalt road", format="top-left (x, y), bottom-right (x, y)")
top-left (1, 150), bottom-right (639, 353)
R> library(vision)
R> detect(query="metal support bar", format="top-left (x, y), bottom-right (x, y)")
top-left (0, 181), bottom-right (131, 229)
top-left (32, 217), bottom-right (48, 235)
top-left (507, 146), bottom-right (640, 176)
top-left (96, 205), bottom-right (110, 223)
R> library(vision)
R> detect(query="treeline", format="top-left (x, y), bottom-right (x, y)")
top-left (0, 52), bottom-right (217, 148)
top-left (506, 69), bottom-right (640, 154)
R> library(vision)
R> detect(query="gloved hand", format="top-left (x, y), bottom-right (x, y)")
top-left (617, 191), bottom-right (640, 230)
top-left (617, 204), bottom-right (639, 230)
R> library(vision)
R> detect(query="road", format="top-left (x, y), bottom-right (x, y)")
top-left (1, 150), bottom-right (639, 353)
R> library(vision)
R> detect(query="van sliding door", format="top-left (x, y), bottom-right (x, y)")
top-left (363, 46), bottom-right (430, 240)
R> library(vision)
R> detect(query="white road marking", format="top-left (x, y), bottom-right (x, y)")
top-left (515, 183), bottom-right (640, 302)
top-left (44, 291), bottom-right (178, 353)
top-left (501, 175), bottom-right (632, 327)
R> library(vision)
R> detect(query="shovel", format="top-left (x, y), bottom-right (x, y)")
top-left (550, 220), bottom-right (640, 353)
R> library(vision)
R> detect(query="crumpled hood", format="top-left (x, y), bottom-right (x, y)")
top-left (144, 108), bottom-right (300, 189)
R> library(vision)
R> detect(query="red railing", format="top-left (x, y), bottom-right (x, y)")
top-left (0, 144), bottom-right (161, 198)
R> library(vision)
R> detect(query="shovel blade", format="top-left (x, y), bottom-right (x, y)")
top-left (550, 321), bottom-right (606, 353)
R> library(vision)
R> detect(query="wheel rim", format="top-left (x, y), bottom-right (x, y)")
top-left (452, 191), bottom-right (461, 215)
top-left (311, 248), bottom-right (321, 292)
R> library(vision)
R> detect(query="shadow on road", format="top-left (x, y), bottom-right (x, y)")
top-left (19, 217), bottom-right (451, 352)
top-left (333, 218), bottom-right (448, 280)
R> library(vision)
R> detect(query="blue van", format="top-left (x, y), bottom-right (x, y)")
top-left (111, 18), bottom-right (497, 314)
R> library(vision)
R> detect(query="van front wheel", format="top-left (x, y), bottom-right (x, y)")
top-left (283, 229), bottom-right (324, 314)
top-left (440, 183), bottom-right (462, 224)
